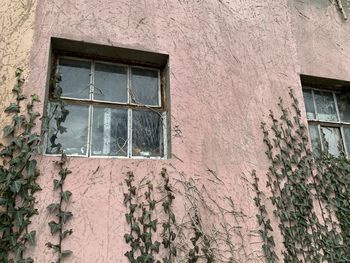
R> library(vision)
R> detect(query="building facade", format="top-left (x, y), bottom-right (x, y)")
top-left (1, 0), bottom-right (350, 262)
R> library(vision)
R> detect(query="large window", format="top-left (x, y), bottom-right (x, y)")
top-left (303, 87), bottom-right (350, 156)
top-left (46, 56), bottom-right (167, 158)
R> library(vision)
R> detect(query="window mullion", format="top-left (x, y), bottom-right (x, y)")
top-left (162, 111), bottom-right (167, 158)
top-left (127, 66), bottom-right (132, 158)
top-left (333, 92), bottom-right (346, 154)
top-left (318, 124), bottom-right (325, 152)
top-left (340, 126), bottom-right (348, 156)
top-left (127, 66), bottom-right (131, 104)
top-left (87, 61), bottom-right (95, 156)
top-left (87, 105), bottom-right (93, 157)
top-left (157, 70), bottom-right (161, 107)
top-left (128, 109), bottom-right (132, 158)
top-left (311, 89), bottom-right (318, 120)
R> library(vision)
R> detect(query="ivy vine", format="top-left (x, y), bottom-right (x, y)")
top-left (254, 88), bottom-right (350, 262)
top-left (45, 72), bottom-right (74, 262)
top-left (0, 69), bottom-right (42, 262)
top-left (251, 170), bottom-right (277, 263)
top-left (124, 169), bottom-right (179, 263)
top-left (45, 153), bottom-right (73, 263)
top-left (160, 168), bottom-right (177, 263)
top-left (124, 172), bottom-right (161, 263)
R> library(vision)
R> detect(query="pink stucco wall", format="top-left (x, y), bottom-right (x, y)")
top-left (20, 0), bottom-right (350, 262)
top-left (288, 0), bottom-right (350, 81)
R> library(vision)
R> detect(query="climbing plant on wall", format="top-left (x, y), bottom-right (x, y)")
top-left (45, 73), bottom-right (74, 263)
top-left (254, 88), bottom-right (350, 262)
top-left (0, 69), bottom-right (42, 262)
top-left (123, 168), bottom-right (256, 263)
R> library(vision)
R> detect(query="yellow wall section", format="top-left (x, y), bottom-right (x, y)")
top-left (0, 0), bottom-right (37, 130)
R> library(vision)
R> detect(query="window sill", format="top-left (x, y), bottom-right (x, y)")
top-left (42, 153), bottom-right (167, 160)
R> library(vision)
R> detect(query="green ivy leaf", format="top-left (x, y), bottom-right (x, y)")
top-left (27, 134), bottom-right (41, 144)
top-left (150, 241), bottom-right (160, 253)
top-left (169, 212), bottom-right (176, 224)
top-left (15, 68), bottom-right (23, 77)
top-left (15, 210), bottom-right (24, 227)
top-left (124, 233), bottom-right (133, 243)
top-left (3, 125), bottom-right (14, 137)
top-left (131, 223), bottom-right (141, 235)
top-left (48, 221), bottom-right (61, 235)
top-left (31, 94), bottom-right (40, 102)
top-left (124, 193), bottom-right (131, 203)
top-left (25, 230), bottom-right (36, 246)
top-left (10, 179), bottom-right (25, 193)
top-left (14, 244), bottom-right (24, 258)
top-left (125, 251), bottom-right (137, 263)
top-left (61, 250), bottom-right (73, 257)
top-left (149, 200), bottom-right (156, 210)
top-left (53, 179), bottom-right (61, 190)
top-left (47, 203), bottom-right (60, 213)
top-left (61, 191), bottom-right (72, 202)
top-left (125, 213), bottom-right (132, 224)
top-left (26, 160), bottom-right (37, 177)
top-left (5, 103), bottom-right (20, 113)
top-left (150, 219), bottom-right (157, 231)
top-left (61, 229), bottom-right (73, 239)
top-left (59, 211), bottom-right (73, 224)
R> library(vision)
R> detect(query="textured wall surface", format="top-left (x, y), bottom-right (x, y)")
top-left (288, 0), bottom-right (350, 81)
top-left (23, 1), bottom-right (303, 262)
top-left (7, 0), bottom-right (344, 262)
top-left (0, 0), bottom-right (37, 128)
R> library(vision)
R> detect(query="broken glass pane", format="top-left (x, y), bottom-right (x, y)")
top-left (91, 107), bottom-right (128, 156)
top-left (337, 93), bottom-right (350, 122)
top-left (94, 63), bottom-right (127, 103)
top-left (131, 68), bottom-right (159, 105)
top-left (132, 110), bottom-right (163, 157)
top-left (46, 103), bottom-right (89, 155)
top-left (314, 90), bottom-right (338, 121)
top-left (309, 124), bottom-right (321, 157)
top-left (303, 89), bottom-right (316, 119)
top-left (58, 58), bottom-right (91, 99)
top-left (321, 126), bottom-right (342, 156)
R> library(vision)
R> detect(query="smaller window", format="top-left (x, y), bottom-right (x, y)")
top-left (302, 87), bottom-right (350, 157)
top-left (46, 56), bottom-right (167, 159)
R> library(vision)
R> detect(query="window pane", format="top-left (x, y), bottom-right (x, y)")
top-left (132, 110), bottom-right (163, 157)
top-left (309, 124), bottom-right (321, 157)
top-left (303, 89), bottom-right (316, 119)
top-left (91, 107), bottom-right (128, 156)
top-left (58, 58), bottom-right (91, 99)
top-left (131, 68), bottom-right (159, 105)
top-left (46, 103), bottom-right (89, 155)
top-left (314, 90), bottom-right (338, 121)
top-left (321, 126), bottom-right (342, 156)
top-left (337, 93), bottom-right (350, 122)
top-left (94, 63), bottom-right (127, 103)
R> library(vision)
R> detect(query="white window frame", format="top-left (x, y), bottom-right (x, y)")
top-left (303, 86), bottom-right (350, 156)
top-left (45, 56), bottom-right (168, 159)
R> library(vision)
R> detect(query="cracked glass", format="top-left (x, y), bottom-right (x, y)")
top-left (91, 107), bottom-right (128, 156)
top-left (132, 110), bottom-right (163, 157)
